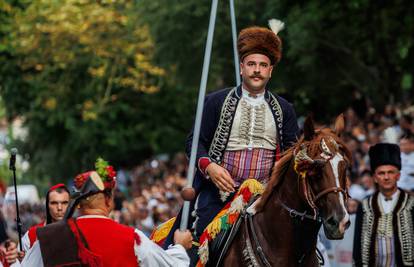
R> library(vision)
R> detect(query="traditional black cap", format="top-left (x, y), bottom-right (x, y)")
top-left (368, 143), bottom-right (401, 172)
top-left (64, 172), bottom-right (105, 220)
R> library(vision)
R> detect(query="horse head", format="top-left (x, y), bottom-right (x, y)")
top-left (293, 114), bottom-right (351, 239)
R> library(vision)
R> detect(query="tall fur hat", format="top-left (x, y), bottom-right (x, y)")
top-left (368, 143), bottom-right (401, 172)
top-left (238, 19), bottom-right (284, 65)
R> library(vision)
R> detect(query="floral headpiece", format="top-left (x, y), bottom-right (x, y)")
top-left (74, 158), bottom-right (117, 190)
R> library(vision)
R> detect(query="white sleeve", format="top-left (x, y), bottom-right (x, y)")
top-left (20, 241), bottom-right (44, 267)
top-left (135, 229), bottom-right (190, 267)
top-left (10, 260), bottom-right (22, 267)
top-left (21, 231), bottom-right (31, 253)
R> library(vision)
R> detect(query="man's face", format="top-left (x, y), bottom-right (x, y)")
top-left (400, 138), bottom-right (414, 154)
top-left (240, 53), bottom-right (273, 94)
top-left (48, 191), bottom-right (70, 222)
top-left (374, 165), bottom-right (400, 193)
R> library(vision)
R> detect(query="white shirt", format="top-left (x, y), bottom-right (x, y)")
top-left (398, 152), bottom-right (414, 191)
top-left (21, 215), bottom-right (190, 267)
top-left (1, 262), bottom-right (20, 267)
top-left (378, 190), bottom-right (400, 214)
top-left (20, 231), bottom-right (30, 253)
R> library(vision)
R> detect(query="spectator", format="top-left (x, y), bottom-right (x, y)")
top-left (399, 133), bottom-right (414, 192)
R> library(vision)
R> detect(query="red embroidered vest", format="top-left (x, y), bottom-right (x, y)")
top-left (75, 218), bottom-right (139, 267)
top-left (37, 217), bottom-right (139, 267)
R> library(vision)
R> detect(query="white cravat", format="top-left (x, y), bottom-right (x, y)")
top-left (241, 87), bottom-right (265, 105)
top-left (378, 190), bottom-right (400, 214)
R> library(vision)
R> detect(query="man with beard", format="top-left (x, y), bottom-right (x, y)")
top-left (164, 20), bottom-right (299, 256)
top-left (21, 184), bottom-right (70, 252)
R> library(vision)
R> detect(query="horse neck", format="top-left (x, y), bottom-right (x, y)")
top-left (272, 158), bottom-right (307, 211)
top-left (256, 158), bottom-right (320, 257)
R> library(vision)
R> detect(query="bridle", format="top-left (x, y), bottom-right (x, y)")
top-left (288, 137), bottom-right (349, 221)
top-left (241, 137), bottom-right (350, 267)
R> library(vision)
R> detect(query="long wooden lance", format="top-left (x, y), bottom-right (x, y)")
top-left (180, 0), bottom-right (219, 231)
top-left (229, 0), bottom-right (240, 85)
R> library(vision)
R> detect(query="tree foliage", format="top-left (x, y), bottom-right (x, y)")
top-left (139, 0), bottom-right (414, 117)
top-left (1, 0), bottom-right (166, 182)
top-left (0, 0), bottom-right (413, 183)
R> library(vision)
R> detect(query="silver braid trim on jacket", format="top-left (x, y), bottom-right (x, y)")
top-left (209, 87), bottom-right (284, 164)
top-left (361, 198), bottom-right (374, 266)
top-left (209, 87), bottom-right (238, 164)
top-left (360, 193), bottom-right (414, 266)
top-left (398, 195), bottom-right (414, 265)
top-left (268, 93), bottom-right (284, 145)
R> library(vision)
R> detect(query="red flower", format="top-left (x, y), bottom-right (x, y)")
top-left (106, 166), bottom-right (116, 180)
top-left (74, 172), bottom-right (92, 190)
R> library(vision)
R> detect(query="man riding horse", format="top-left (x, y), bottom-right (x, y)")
top-left (164, 20), bottom-right (300, 263)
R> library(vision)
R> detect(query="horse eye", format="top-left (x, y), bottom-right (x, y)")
top-left (313, 159), bottom-right (325, 168)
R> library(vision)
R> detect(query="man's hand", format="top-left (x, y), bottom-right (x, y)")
top-left (206, 163), bottom-right (235, 192)
top-left (4, 241), bottom-right (18, 264)
top-left (17, 251), bottom-right (25, 262)
top-left (173, 230), bottom-right (193, 250)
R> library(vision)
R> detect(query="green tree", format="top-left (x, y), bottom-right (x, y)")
top-left (0, 0), bottom-right (165, 183)
top-left (139, 0), bottom-right (414, 119)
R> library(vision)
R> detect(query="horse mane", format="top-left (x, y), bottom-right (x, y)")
top-left (255, 147), bottom-right (294, 212)
top-left (255, 128), bottom-right (351, 212)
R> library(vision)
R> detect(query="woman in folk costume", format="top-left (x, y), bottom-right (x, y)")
top-left (21, 183), bottom-right (70, 252)
top-left (164, 19), bottom-right (299, 251)
top-left (353, 143), bottom-right (414, 267)
top-left (22, 158), bottom-right (192, 267)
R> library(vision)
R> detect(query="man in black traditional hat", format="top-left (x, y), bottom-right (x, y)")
top-left (353, 143), bottom-right (414, 267)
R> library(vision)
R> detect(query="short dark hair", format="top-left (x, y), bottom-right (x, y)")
top-left (51, 187), bottom-right (70, 195)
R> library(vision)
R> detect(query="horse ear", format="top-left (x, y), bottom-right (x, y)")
top-left (303, 115), bottom-right (315, 141)
top-left (334, 114), bottom-right (345, 137)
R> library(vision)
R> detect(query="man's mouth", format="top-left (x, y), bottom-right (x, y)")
top-left (250, 76), bottom-right (263, 81)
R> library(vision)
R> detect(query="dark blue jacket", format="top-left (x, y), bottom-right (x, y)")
top-left (164, 86), bottom-right (299, 247)
top-left (187, 86), bottom-right (299, 197)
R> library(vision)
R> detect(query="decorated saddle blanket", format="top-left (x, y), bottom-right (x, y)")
top-left (150, 179), bottom-right (264, 266)
top-left (196, 179), bottom-right (264, 267)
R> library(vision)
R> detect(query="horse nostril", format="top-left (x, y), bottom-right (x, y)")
top-left (326, 216), bottom-right (339, 227)
top-left (345, 220), bottom-right (351, 230)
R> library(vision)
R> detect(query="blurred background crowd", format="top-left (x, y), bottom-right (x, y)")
top-left (1, 99), bottom-right (413, 243)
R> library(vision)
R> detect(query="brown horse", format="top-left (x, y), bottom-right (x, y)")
top-left (221, 115), bottom-right (351, 267)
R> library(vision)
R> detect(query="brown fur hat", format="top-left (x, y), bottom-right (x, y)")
top-left (238, 26), bottom-right (282, 65)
